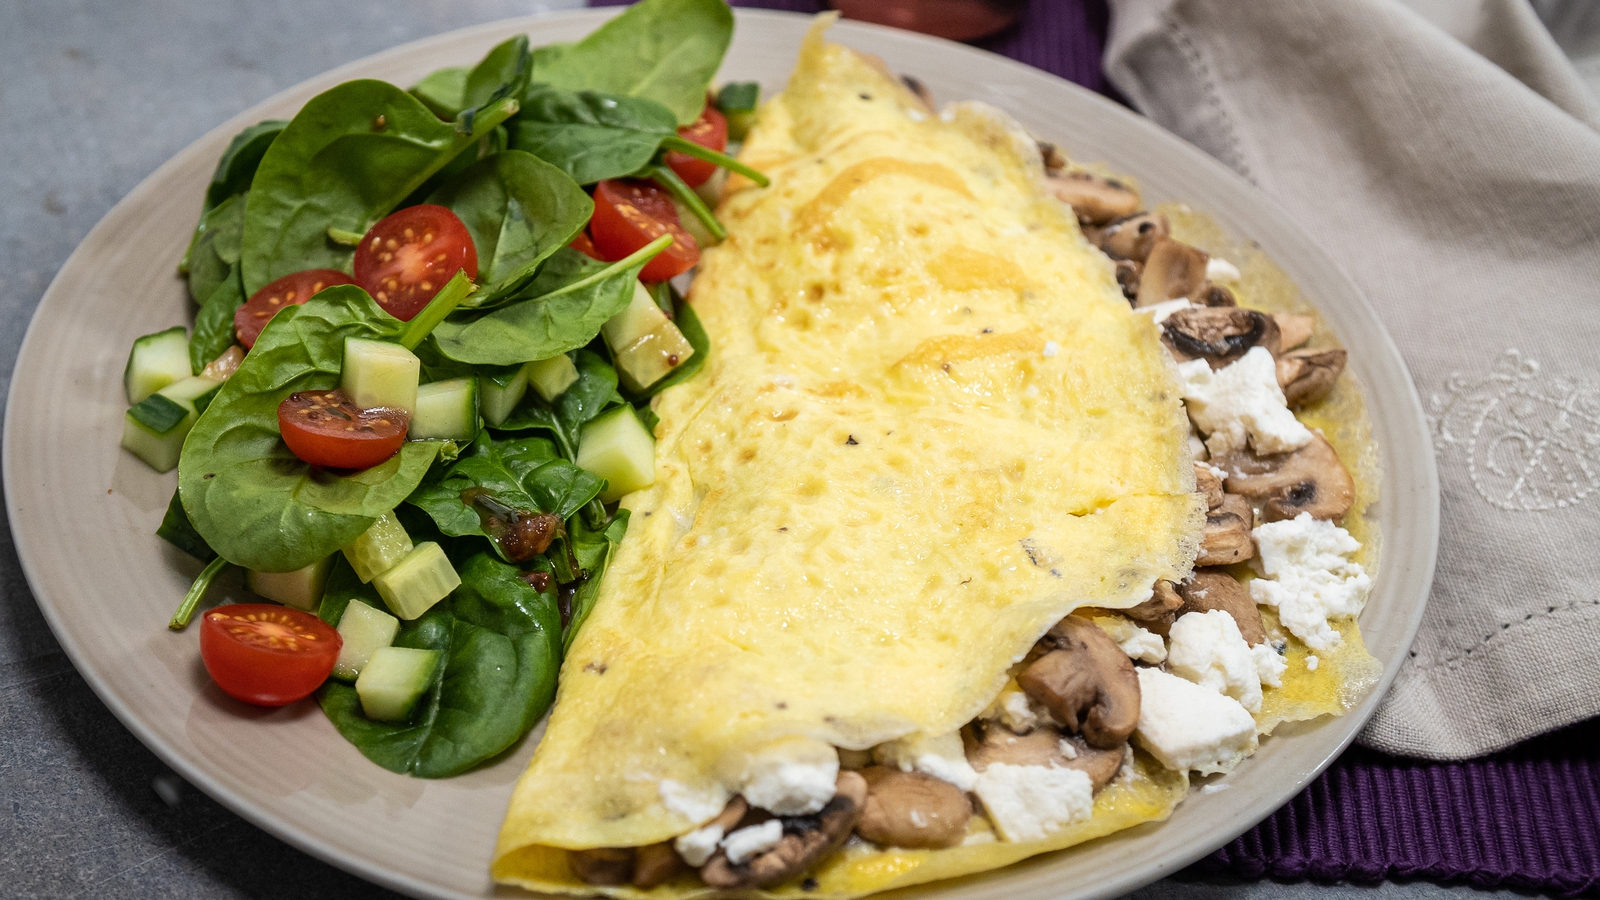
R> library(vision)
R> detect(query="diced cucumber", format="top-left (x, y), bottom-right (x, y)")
top-left (332, 601), bottom-right (400, 681)
top-left (373, 542), bottom-right (460, 620)
top-left (119, 375), bottom-right (222, 472)
top-left (355, 646), bottom-right (440, 722)
top-left (524, 355), bottom-right (579, 403)
top-left (602, 283), bottom-right (695, 393)
top-left (341, 511), bottom-right (413, 583)
top-left (410, 377), bottom-right (478, 441)
top-left (672, 197), bottom-right (718, 248)
top-left (124, 326), bottom-right (190, 403)
top-left (159, 375), bottom-right (223, 415)
top-left (341, 338), bottom-right (419, 414)
top-left (480, 366), bottom-right (528, 427)
top-left (577, 405), bottom-right (657, 503)
top-left (245, 555), bottom-right (334, 611)
top-left (602, 282), bottom-right (670, 349)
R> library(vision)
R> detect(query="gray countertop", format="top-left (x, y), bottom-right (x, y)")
top-left (0, 2), bottom-right (1539, 898)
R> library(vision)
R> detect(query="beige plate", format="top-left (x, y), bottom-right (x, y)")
top-left (3, 9), bottom-right (1439, 900)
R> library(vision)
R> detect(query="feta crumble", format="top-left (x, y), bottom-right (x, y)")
top-left (1093, 615), bottom-right (1168, 664)
top-left (980, 681), bottom-right (1046, 733)
top-left (1178, 347), bottom-right (1313, 455)
top-left (740, 737), bottom-right (839, 815)
top-left (1306, 655), bottom-right (1321, 671)
top-left (1250, 513), bottom-right (1371, 651)
top-left (971, 763), bottom-right (1094, 842)
top-left (1253, 642), bottom-right (1288, 688)
top-left (874, 731), bottom-right (978, 791)
top-left (1136, 297), bottom-right (1194, 324)
top-left (1043, 340), bottom-right (1060, 358)
top-left (723, 820), bottom-right (783, 865)
top-left (675, 824), bottom-right (725, 867)
top-left (1205, 257), bottom-right (1242, 283)
top-left (1134, 668), bottom-right (1259, 775)
top-left (659, 779), bottom-right (731, 823)
top-left (1166, 610), bottom-right (1267, 712)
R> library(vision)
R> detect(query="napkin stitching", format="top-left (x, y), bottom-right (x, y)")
top-left (1163, 12), bottom-right (1255, 183)
top-left (1406, 597), bottom-right (1600, 673)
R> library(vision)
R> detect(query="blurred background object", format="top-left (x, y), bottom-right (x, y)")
top-left (828, 0), bottom-right (1025, 40)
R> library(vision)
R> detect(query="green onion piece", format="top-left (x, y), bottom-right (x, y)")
top-left (398, 270), bottom-right (476, 350)
top-left (326, 227), bottom-right (365, 247)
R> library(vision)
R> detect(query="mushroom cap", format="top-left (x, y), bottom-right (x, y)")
top-left (1096, 211), bottom-right (1169, 262)
top-left (1016, 615), bottom-right (1141, 750)
top-left (1163, 307), bottom-right (1283, 368)
top-left (568, 847), bottom-right (636, 886)
top-left (1273, 313), bottom-right (1316, 351)
top-left (632, 842), bottom-right (687, 889)
top-left (1177, 569), bottom-right (1266, 645)
top-left (1047, 170), bottom-right (1142, 225)
top-left (1196, 493), bottom-right (1255, 566)
top-left (855, 767), bottom-right (973, 849)
top-left (1199, 283), bottom-right (1238, 307)
top-left (1277, 347), bottom-right (1347, 407)
top-left (963, 724), bottom-right (1125, 794)
top-left (1212, 432), bottom-right (1355, 522)
top-left (1136, 238), bottom-right (1209, 308)
top-left (1115, 258), bottom-right (1142, 303)
top-left (1194, 462), bottom-right (1225, 510)
top-left (699, 772), bottom-right (868, 890)
top-left (1121, 580), bottom-right (1184, 636)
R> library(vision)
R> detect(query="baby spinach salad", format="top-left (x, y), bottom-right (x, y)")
top-left (121, 0), bottom-right (761, 779)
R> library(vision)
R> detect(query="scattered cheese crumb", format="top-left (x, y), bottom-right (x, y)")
top-left (1253, 642), bottom-right (1288, 688)
top-left (675, 824), bottom-right (724, 866)
top-left (1134, 668), bottom-right (1258, 776)
top-left (1136, 297), bottom-right (1194, 324)
top-left (1200, 782), bottom-right (1231, 795)
top-left (723, 820), bottom-right (783, 865)
top-left (906, 108), bottom-right (927, 122)
top-left (1250, 513), bottom-right (1371, 651)
top-left (1043, 340), bottom-right (1060, 358)
top-left (1205, 257), bottom-right (1242, 283)
top-left (1093, 615), bottom-right (1168, 664)
top-left (740, 737), bottom-right (839, 815)
top-left (1058, 739), bottom-right (1079, 760)
top-left (1178, 347), bottom-right (1313, 455)
top-left (1306, 655), bottom-right (1320, 671)
top-left (971, 764), bottom-right (1094, 841)
top-left (658, 780), bottom-right (730, 823)
top-left (874, 731), bottom-right (977, 791)
top-left (980, 682), bottom-right (1045, 733)
top-left (1166, 610), bottom-right (1266, 712)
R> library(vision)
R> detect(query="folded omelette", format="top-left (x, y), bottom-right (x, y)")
top-left (494, 18), bottom-right (1377, 898)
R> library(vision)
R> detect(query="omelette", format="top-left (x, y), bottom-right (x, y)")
top-left (494, 18), bottom-right (1379, 898)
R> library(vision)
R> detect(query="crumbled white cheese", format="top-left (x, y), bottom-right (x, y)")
top-left (1043, 340), bottom-right (1060, 358)
top-left (1136, 297), bottom-right (1194, 324)
top-left (1253, 642), bottom-right (1288, 688)
top-left (1092, 615), bottom-right (1167, 664)
top-left (1205, 257), bottom-right (1242, 283)
top-left (740, 737), bottom-right (839, 815)
top-left (874, 731), bottom-right (977, 791)
top-left (980, 682), bottom-right (1045, 733)
top-left (675, 824), bottom-right (725, 866)
top-left (1188, 432), bottom-right (1209, 461)
top-left (971, 763), bottom-right (1095, 842)
top-left (1178, 347), bottom-right (1313, 455)
top-left (906, 108), bottom-right (927, 122)
top-left (658, 779), bottom-right (731, 823)
top-left (1200, 782), bottom-right (1231, 795)
top-left (1250, 513), bottom-right (1372, 650)
top-left (1058, 739), bottom-right (1079, 760)
top-left (1134, 668), bottom-right (1259, 776)
top-left (1306, 655), bottom-right (1320, 671)
top-left (722, 820), bottom-right (783, 865)
top-left (1167, 610), bottom-right (1267, 712)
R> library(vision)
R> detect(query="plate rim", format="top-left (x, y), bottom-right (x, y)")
top-left (2, 8), bottom-right (1440, 900)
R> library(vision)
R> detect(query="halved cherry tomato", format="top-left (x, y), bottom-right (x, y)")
top-left (570, 229), bottom-right (604, 261)
top-left (235, 269), bottom-right (355, 349)
top-left (588, 179), bottom-right (699, 282)
top-left (664, 104), bottom-right (729, 187)
top-left (277, 389), bottom-right (409, 470)
top-left (353, 204), bottom-right (478, 322)
top-left (200, 604), bottom-right (342, 706)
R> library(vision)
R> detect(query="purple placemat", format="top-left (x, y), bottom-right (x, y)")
top-left (589, 2), bottom-right (1600, 894)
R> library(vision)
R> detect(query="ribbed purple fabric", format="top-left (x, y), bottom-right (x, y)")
top-left (586, 1), bottom-right (1600, 894)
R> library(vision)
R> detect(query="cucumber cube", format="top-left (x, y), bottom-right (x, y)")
top-left (524, 355), bottom-right (579, 403)
top-left (602, 282), bottom-right (670, 349)
top-left (341, 511), bottom-right (413, 583)
top-left (332, 601), bottom-right (400, 681)
top-left (601, 283), bottom-right (694, 393)
top-left (355, 646), bottom-right (440, 722)
top-left (245, 555), bottom-right (334, 611)
top-left (159, 375), bottom-right (223, 415)
top-left (577, 406), bottom-right (657, 503)
top-left (341, 338), bottom-right (419, 414)
top-left (373, 542), bottom-right (460, 620)
top-left (119, 375), bottom-right (222, 472)
top-left (124, 326), bottom-right (191, 403)
top-left (480, 367), bottom-right (528, 427)
top-left (410, 378), bottom-right (478, 441)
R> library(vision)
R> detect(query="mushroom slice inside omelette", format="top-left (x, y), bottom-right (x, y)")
top-left (493, 21), bottom-right (1212, 899)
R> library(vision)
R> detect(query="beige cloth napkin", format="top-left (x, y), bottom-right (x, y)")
top-left (1103, 0), bottom-right (1600, 759)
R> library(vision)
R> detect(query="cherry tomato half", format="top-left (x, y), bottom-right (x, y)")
top-left (235, 269), bottom-right (355, 349)
top-left (570, 229), bottom-right (604, 261)
top-left (589, 179), bottom-right (699, 282)
top-left (353, 204), bottom-right (478, 322)
top-left (200, 604), bottom-right (342, 706)
top-left (664, 104), bottom-right (729, 188)
top-left (277, 389), bottom-right (409, 470)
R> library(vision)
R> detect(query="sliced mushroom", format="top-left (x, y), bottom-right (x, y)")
top-left (1198, 283), bottom-right (1238, 307)
top-left (1096, 211), bottom-right (1169, 262)
top-left (1115, 259), bottom-right (1142, 302)
top-left (1136, 238), bottom-right (1209, 308)
top-left (964, 723), bottom-right (1124, 793)
top-left (855, 767), bottom-right (972, 849)
top-left (1274, 313), bottom-right (1315, 351)
top-left (1162, 307), bottom-right (1282, 368)
top-left (700, 772), bottom-right (867, 890)
top-left (1277, 348), bottom-right (1347, 407)
top-left (1212, 433), bottom-right (1354, 522)
top-left (1177, 569), bottom-right (1265, 645)
top-left (899, 74), bottom-right (935, 113)
top-left (1049, 171), bottom-right (1142, 225)
top-left (1121, 580), bottom-right (1183, 636)
top-left (568, 847), bottom-right (636, 886)
top-left (1194, 462), bottom-right (1224, 510)
top-left (1016, 615), bottom-right (1141, 749)
top-left (1059, 734), bottom-right (1127, 792)
top-left (1037, 140), bottom-right (1068, 175)
top-left (633, 842), bottom-right (687, 889)
top-left (1196, 494), bottom-right (1254, 566)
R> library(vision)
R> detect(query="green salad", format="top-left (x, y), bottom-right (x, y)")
top-left (118, 0), bottom-right (764, 779)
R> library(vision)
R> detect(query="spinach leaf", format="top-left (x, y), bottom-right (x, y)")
top-left (462, 35), bottom-right (531, 113)
top-left (426, 150), bottom-right (592, 306)
top-left (429, 245), bottom-right (651, 366)
top-left (183, 193), bottom-right (245, 306)
top-left (178, 286), bottom-right (441, 572)
top-left (493, 349), bottom-right (623, 458)
top-left (509, 89), bottom-right (676, 185)
top-left (239, 79), bottom-right (518, 294)
top-left (529, 0), bottom-right (733, 126)
top-left (190, 268), bottom-right (245, 374)
top-left (563, 509), bottom-right (629, 651)
top-left (410, 67), bottom-right (469, 119)
top-left (407, 432), bottom-right (603, 558)
top-left (156, 488), bottom-right (215, 562)
top-left (317, 549), bottom-right (561, 778)
top-left (204, 120), bottom-right (287, 212)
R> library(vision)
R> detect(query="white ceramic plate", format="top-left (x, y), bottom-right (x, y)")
top-left (4, 9), bottom-right (1439, 900)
